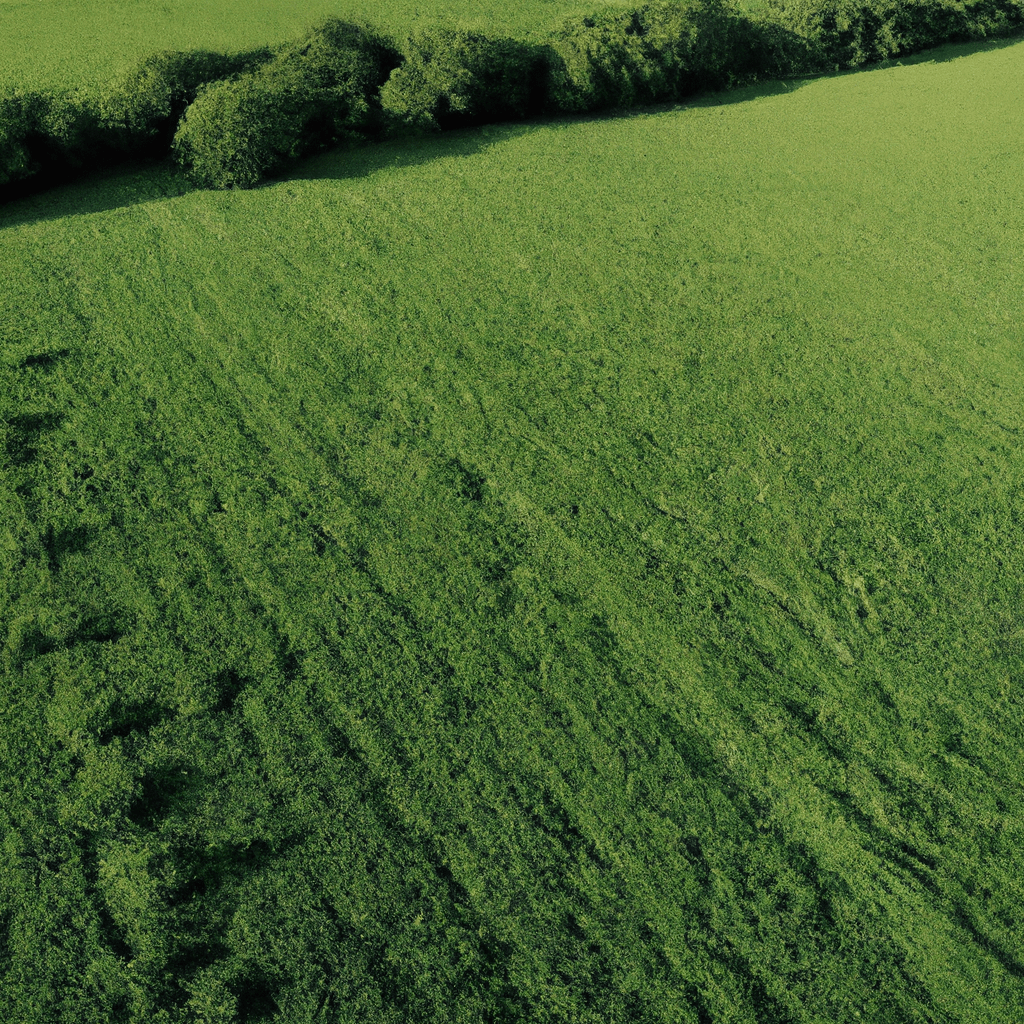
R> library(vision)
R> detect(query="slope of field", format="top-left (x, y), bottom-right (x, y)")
top-left (1, 33), bottom-right (1023, 1024)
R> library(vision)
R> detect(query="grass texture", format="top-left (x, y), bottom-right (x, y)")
top-left (1, 31), bottom-right (1023, 1024)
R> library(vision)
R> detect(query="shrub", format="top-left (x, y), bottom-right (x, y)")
top-left (1, 47), bottom-right (279, 197)
top-left (763, 0), bottom-right (1024, 72)
top-left (380, 28), bottom-right (548, 132)
top-left (0, 93), bottom-right (44, 187)
top-left (764, 0), bottom-right (900, 68)
top-left (545, 0), bottom-right (750, 115)
top-left (0, 88), bottom-right (114, 195)
top-left (641, 0), bottom-right (753, 92)
top-left (31, 88), bottom-right (109, 171)
top-left (96, 47), bottom-right (277, 157)
top-left (721, 11), bottom-right (822, 81)
top-left (886, 0), bottom-right (1024, 54)
top-left (173, 19), bottom-right (402, 189)
top-left (545, 7), bottom-right (667, 113)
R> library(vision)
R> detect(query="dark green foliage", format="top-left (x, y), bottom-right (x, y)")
top-left (0, 49), bottom-right (277, 198)
top-left (0, 92), bottom-right (43, 186)
top-left (29, 88), bottom-right (109, 173)
top-left (96, 47), bottom-right (277, 157)
top-left (723, 10), bottom-right (822, 81)
top-left (764, 0), bottom-right (1024, 70)
top-left (172, 19), bottom-right (402, 189)
top-left (380, 29), bottom-right (549, 132)
top-left (545, 0), bottom-right (754, 115)
top-left (0, 87), bottom-right (123, 199)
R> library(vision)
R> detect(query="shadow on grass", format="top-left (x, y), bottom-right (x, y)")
top-left (1, 27), bottom-right (1021, 230)
top-left (0, 157), bottom-right (195, 231)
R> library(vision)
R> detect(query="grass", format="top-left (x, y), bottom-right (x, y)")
top-left (0, 0), bottom-right (645, 94)
top-left (1, 25), bottom-right (1023, 1024)
top-left (0, 0), bottom-right (774, 95)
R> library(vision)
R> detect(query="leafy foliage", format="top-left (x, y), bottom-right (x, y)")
top-left (173, 19), bottom-right (402, 189)
top-left (380, 29), bottom-right (549, 132)
top-left (96, 47), bottom-right (278, 157)
top-left (763, 0), bottom-right (1024, 69)
top-left (0, 92), bottom-right (43, 186)
top-left (531, 0), bottom-right (819, 115)
top-left (0, 49), bottom-right (277, 198)
top-left (28, 89), bottom-right (109, 175)
top-left (544, 0), bottom-right (739, 112)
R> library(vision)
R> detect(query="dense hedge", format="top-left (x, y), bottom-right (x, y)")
top-left (762, 0), bottom-right (1024, 70)
top-left (0, 47), bottom-right (275, 194)
top-left (172, 20), bottom-right (402, 189)
top-left (97, 47), bottom-right (278, 156)
top-left (0, 93), bottom-right (43, 188)
top-left (380, 29), bottom-right (549, 131)
top-left (2, 0), bottom-right (1023, 196)
top-left (545, 0), bottom-right (738, 112)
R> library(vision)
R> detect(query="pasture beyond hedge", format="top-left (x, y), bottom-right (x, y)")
top-left (2, 0), bottom-right (1024, 195)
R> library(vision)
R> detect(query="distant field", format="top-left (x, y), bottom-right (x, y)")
top-left (1, 28), bottom-right (1023, 1024)
top-left (0, 0), bottom-right (662, 94)
top-left (0, 0), bottom-right (773, 94)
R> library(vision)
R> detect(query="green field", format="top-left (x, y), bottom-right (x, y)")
top-left (0, 0), bottom-right (661, 94)
top-left (2, 15), bottom-right (1023, 1024)
top-left (0, 0), bottom-right (776, 95)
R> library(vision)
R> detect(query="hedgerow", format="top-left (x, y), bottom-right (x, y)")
top-left (380, 29), bottom-right (548, 132)
top-left (172, 20), bottom-right (402, 189)
top-left (0, 47), bottom-right (277, 196)
top-left (1, 0), bottom-right (1023, 195)
top-left (0, 92), bottom-right (43, 187)
top-left (544, 0), bottom-right (738, 112)
top-left (763, 0), bottom-right (1024, 70)
top-left (96, 47), bottom-right (278, 157)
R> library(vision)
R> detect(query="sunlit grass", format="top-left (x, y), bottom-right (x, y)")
top-left (0, 0), bottom-right (646, 93)
top-left (1, 31), bottom-right (1022, 1024)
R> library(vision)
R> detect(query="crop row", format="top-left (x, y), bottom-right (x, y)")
top-left (1, 0), bottom-right (1022, 194)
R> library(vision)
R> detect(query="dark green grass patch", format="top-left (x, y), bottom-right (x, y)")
top-left (1, 32), bottom-right (1023, 1024)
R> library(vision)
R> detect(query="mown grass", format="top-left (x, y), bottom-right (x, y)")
top-left (1, 30), bottom-right (1023, 1024)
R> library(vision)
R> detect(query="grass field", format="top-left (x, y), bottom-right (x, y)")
top-left (0, 0), bottom-right (663, 94)
top-left (0, 0), bottom-right (776, 95)
top-left (1, 18), bottom-right (1023, 1024)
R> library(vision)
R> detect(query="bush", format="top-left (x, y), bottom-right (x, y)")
top-left (31, 88), bottom-right (109, 170)
top-left (721, 11), bottom-right (822, 81)
top-left (545, 0), bottom-right (750, 115)
top-left (96, 47), bottom-right (277, 157)
top-left (545, 7), bottom-right (667, 113)
top-left (0, 93), bottom-right (44, 187)
top-left (1, 47), bottom-right (279, 198)
top-left (886, 0), bottom-right (1024, 54)
top-left (763, 0), bottom-right (1024, 72)
top-left (641, 0), bottom-right (754, 92)
top-left (173, 19), bottom-right (402, 189)
top-left (380, 28), bottom-right (548, 132)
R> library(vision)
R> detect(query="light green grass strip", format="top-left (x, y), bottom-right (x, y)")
top-left (0, 0), bottom-right (641, 94)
